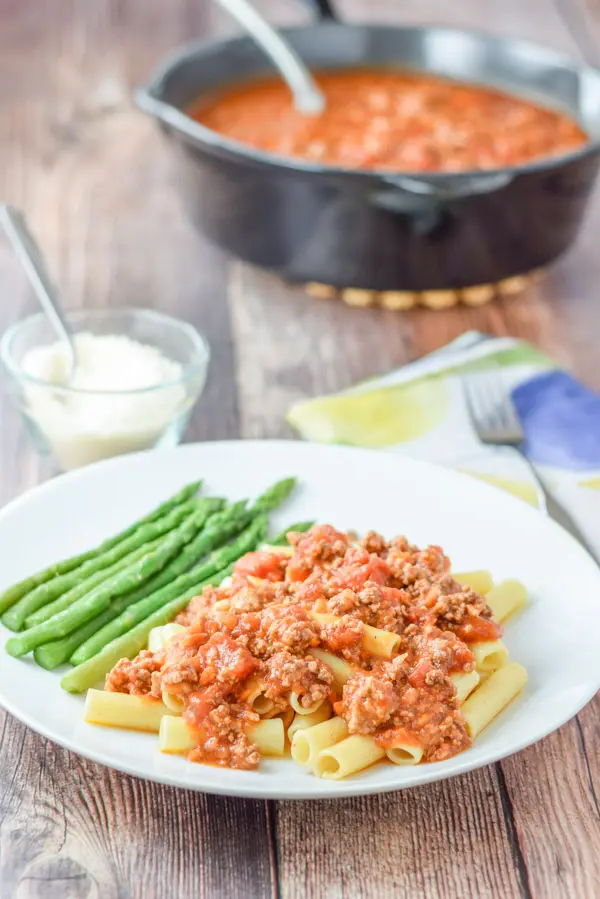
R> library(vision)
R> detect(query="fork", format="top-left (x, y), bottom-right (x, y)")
top-left (462, 371), bottom-right (597, 560)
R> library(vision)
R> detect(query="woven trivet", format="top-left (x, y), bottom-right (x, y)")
top-left (305, 269), bottom-right (546, 310)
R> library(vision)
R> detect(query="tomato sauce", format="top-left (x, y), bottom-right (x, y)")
top-left (107, 525), bottom-right (502, 769)
top-left (233, 550), bottom-right (287, 582)
top-left (189, 68), bottom-right (587, 173)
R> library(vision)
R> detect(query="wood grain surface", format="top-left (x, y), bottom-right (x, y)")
top-left (0, 1), bottom-right (599, 897)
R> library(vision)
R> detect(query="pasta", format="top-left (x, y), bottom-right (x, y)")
top-left (291, 717), bottom-right (349, 767)
top-left (147, 627), bottom-right (164, 654)
top-left (84, 689), bottom-right (175, 732)
top-left (453, 570), bottom-right (494, 594)
top-left (450, 670), bottom-right (481, 703)
top-left (309, 662), bottom-right (505, 779)
top-left (386, 744), bottom-right (424, 766)
top-left (148, 622), bottom-right (185, 652)
top-left (316, 735), bottom-right (386, 779)
top-left (309, 612), bottom-right (402, 659)
top-left (461, 662), bottom-right (528, 738)
top-left (290, 692), bottom-right (324, 715)
top-left (259, 544), bottom-right (295, 557)
top-left (277, 706), bottom-right (296, 732)
top-left (307, 658), bottom-right (514, 779)
top-left (158, 715), bottom-right (195, 754)
top-left (159, 715), bottom-right (286, 757)
top-left (472, 640), bottom-right (509, 672)
top-left (287, 700), bottom-right (332, 740)
top-left (149, 624), bottom-right (189, 712)
top-left (308, 648), bottom-right (355, 689)
top-left (87, 522), bottom-right (529, 780)
top-left (485, 580), bottom-right (527, 623)
top-left (253, 696), bottom-right (275, 715)
top-left (162, 692), bottom-right (185, 713)
top-left (249, 719), bottom-right (286, 757)
top-left (243, 679), bottom-right (275, 716)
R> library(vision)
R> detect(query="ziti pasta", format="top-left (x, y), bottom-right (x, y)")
top-left (86, 524), bottom-right (528, 778)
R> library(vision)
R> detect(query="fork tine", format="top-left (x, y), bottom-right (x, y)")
top-left (467, 375), bottom-right (496, 432)
top-left (484, 372), bottom-right (522, 432)
top-left (462, 374), bottom-right (483, 426)
top-left (462, 370), bottom-right (524, 444)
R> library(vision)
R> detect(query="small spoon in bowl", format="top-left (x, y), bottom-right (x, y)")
top-left (214, 0), bottom-right (326, 115)
top-left (1, 204), bottom-right (77, 381)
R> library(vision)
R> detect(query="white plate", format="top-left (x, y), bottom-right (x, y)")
top-left (0, 440), bottom-right (598, 799)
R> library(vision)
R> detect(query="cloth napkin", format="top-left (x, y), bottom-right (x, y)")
top-left (287, 332), bottom-right (600, 556)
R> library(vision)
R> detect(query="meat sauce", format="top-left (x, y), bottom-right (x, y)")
top-left (189, 69), bottom-right (587, 173)
top-left (106, 524), bottom-right (501, 769)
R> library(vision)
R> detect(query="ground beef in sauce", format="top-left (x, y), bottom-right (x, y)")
top-left (341, 673), bottom-right (399, 733)
top-left (319, 615), bottom-right (365, 663)
top-left (105, 524), bottom-right (498, 769)
top-left (423, 574), bottom-right (492, 623)
top-left (105, 650), bottom-right (164, 696)
top-left (239, 604), bottom-right (320, 658)
top-left (264, 651), bottom-right (333, 708)
top-left (330, 583), bottom-right (408, 634)
top-left (190, 70), bottom-right (587, 173)
top-left (186, 701), bottom-right (261, 770)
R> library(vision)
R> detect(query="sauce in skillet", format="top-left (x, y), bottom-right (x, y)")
top-left (188, 69), bottom-right (588, 172)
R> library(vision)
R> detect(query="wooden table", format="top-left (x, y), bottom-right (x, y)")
top-left (1, 1), bottom-right (599, 896)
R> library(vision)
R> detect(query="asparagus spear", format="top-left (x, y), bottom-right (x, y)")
top-left (60, 564), bottom-right (236, 694)
top-left (269, 520), bottom-right (315, 545)
top-left (58, 482), bottom-right (298, 692)
top-left (70, 514), bottom-right (268, 664)
top-left (34, 600), bottom-right (133, 671)
top-left (252, 477), bottom-right (296, 513)
top-left (64, 481), bottom-right (291, 657)
top-left (2, 496), bottom-right (206, 632)
top-left (0, 480), bottom-right (202, 614)
top-left (32, 501), bottom-right (251, 670)
top-left (5, 509), bottom-right (208, 657)
top-left (23, 497), bottom-right (224, 629)
top-left (90, 500), bottom-right (249, 602)
top-left (10, 479), bottom-right (295, 663)
top-left (24, 538), bottom-right (163, 631)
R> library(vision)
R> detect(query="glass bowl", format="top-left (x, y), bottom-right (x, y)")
top-left (0, 308), bottom-right (210, 471)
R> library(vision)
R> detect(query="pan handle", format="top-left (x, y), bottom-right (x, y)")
top-left (370, 172), bottom-right (514, 232)
top-left (298, 0), bottom-right (338, 20)
top-left (381, 172), bottom-right (514, 202)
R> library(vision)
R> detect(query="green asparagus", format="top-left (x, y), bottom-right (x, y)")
top-left (5, 509), bottom-right (207, 657)
top-left (23, 497), bottom-right (224, 629)
top-left (82, 500), bottom-right (248, 605)
top-left (251, 477), bottom-right (296, 513)
top-left (23, 538), bottom-right (161, 630)
top-left (31, 501), bottom-right (252, 670)
top-left (1, 496), bottom-right (206, 632)
top-left (7, 477), bottom-right (297, 669)
top-left (0, 480), bottom-right (202, 614)
top-left (70, 514), bottom-right (268, 664)
top-left (269, 520), bottom-right (315, 545)
top-left (60, 565), bottom-right (235, 694)
top-left (34, 598), bottom-right (134, 671)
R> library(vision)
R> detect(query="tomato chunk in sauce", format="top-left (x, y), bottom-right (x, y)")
top-left (233, 550), bottom-right (287, 582)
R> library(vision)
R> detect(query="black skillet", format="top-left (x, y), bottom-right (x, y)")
top-left (136, 0), bottom-right (600, 293)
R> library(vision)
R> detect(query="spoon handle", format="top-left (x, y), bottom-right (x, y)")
top-left (214, 0), bottom-right (325, 115)
top-left (1, 204), bottom-right (77, 373)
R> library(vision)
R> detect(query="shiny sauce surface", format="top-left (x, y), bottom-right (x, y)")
top-left (189, 69), bottom-right (588, 172)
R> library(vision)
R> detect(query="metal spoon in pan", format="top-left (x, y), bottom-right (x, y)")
top-left (213, 0), bottom-right (326, 115)
top-left (1, 204), bottom-right (77, 380)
